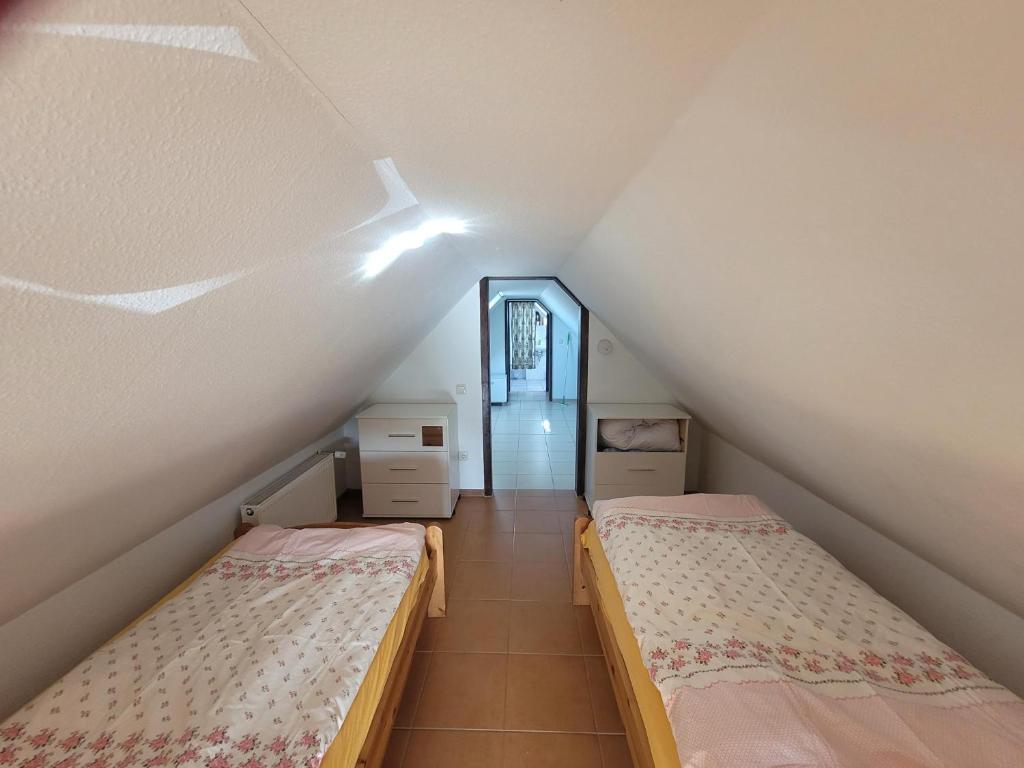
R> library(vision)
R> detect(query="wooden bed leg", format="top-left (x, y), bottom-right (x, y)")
top-left (572, 516), bottom-right (591, 606)
top-left (425, 525), bottom-right (446, 618)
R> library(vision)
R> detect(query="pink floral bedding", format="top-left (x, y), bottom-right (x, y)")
top-left (593, 494), bottom-right (1024, 767)
top-left (0, 523), bottom-right (425, 768)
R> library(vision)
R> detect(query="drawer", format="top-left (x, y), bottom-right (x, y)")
top-left (361, 451), bottom-right (448, 484)
top-left (362, 483), bottom-right (453, 518)
top-left (592, 482), bottom-right (684, 502)
top-left (359, 419), bottom-right (448, 452)
top-left (595, 451), bottom-right (684, 487)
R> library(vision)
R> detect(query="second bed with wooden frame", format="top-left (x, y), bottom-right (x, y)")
top-left (571, 495), bottom-right (1024, 768)
top-left (0, 520), bottom-right (445, 768)
top-left (235, 520), bottom-right (446, 768)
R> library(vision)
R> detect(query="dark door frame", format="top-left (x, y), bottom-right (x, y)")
top-left (504, 299), bottom-right (554, 400)
top-left (480, 277), bottom-right (590, 496)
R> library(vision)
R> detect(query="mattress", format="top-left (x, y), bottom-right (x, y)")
top-left (1, 523), bottom-right (428, 768)
top-left (589, 493), bottom-right (1024, 767)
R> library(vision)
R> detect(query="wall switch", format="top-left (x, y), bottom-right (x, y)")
top-left (333, 451), bottom-right (346, 459)
top-left (458, 450), bottom-right (469, 460)
top-left (455, 384), bottom-right (467, 395)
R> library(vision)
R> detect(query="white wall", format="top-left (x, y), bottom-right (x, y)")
top-left (0, 426), bottom-right (349, 720)
top-left (587, 315), bottom-right (674, 403)
top-left (551, 313), bottom-right (579, 400)
top-left (539, 283), bottom-right (581, 328)
top-left (346, 286), bottom-right (684, 491)
top-left (0, 0), bottom-right (479, 630)
top-left (702, 433), bottom-right (1024, 696)
top-left (561, 2), bottom-right (1024, 623)
top-left (488, 297), bottom-right (506, 379)
top-left (367, 285), bottom-right (485, 488)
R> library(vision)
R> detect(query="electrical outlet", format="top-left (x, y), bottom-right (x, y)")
top-left (458, 450), bottom-right (469, 461)
top-left (455, 384), bottom-right (467, 395)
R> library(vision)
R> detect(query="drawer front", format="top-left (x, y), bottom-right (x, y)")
top-left (359, 419), bottom-right (448, 452)
top-left (593, 482), bottom-right (685, 502)
top-left (595, 451), bottom-right (684, 487)
top-left (361, 451), bottom-right (448, 484)
top-left (362, 483), bottom-right (453, 518)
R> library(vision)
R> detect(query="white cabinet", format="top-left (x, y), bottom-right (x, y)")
top-left (584, 403), bottom-right (691, 509)
top-left (356, 404), bottom-right (460, 518)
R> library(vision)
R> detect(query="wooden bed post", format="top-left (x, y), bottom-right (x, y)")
top-left (425, 525), bottom-right (446, 618)
top-left (572, 516), bottom-right (591, 606)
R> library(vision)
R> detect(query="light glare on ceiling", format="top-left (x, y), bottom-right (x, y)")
top-left (362, 218), bottom-right (466, 278)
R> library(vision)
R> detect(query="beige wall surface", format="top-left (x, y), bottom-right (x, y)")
top-left (561, 1), bottom-right (1024, 619)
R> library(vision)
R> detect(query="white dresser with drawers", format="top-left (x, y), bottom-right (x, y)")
top-left (356, 404), bottom-right (460, 518)
top-left (584, 403), bottom-right (691, 509)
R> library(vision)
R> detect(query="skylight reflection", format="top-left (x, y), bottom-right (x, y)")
top-left (3, 23), bottom-right (257, 61)
top-left (362, 218), bottom-right (467, 279)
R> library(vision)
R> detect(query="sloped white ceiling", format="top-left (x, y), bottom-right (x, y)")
top-left (561, 1), bottom-right (1024, 616)
top-left (0, 0), bottom-right (480, 624)
top-left (0, 0), bottom-right (764, 624)
top-left (236, 0), bottom-right (768, 274)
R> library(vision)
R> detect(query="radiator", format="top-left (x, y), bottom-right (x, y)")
top-left (240, 453), bottom-right (337, 527)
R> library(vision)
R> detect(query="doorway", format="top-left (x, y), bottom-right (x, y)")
top-left (480, 277), bottom-right (589, 496)
top-left (505, 300), bottom-right (553, 397)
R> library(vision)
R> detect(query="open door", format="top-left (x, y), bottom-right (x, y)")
top-left (480, 277), bottom-right (589, 497)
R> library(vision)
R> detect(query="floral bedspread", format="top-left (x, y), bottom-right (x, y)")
top-left (1, 523), bottom-right (425, 768)
top-left (593, 494), bottom-right (1024, 767)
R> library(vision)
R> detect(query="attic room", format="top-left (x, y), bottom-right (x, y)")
top-left (1, 1), bottom-right (1022, 766)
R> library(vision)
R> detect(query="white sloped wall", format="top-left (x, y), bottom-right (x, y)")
top-left (561, 1), bottom-right (1024, 689)
top-left (0, 0), bottom-right (477, 631)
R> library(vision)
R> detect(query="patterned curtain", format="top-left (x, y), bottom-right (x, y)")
top-left (509, 301), bottom-right (536, 369)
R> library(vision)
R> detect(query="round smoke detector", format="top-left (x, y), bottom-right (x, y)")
top-left (597, 339), bottom-right (614, 355)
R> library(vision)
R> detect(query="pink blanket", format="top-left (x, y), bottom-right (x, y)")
top-left (0, 523), bottom-right (425, 768)
top-left (593, 494), bottom-right (1024, 767)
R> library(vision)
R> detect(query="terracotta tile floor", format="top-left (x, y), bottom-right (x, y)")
top-left (337, 491), bottom-right (634, 768)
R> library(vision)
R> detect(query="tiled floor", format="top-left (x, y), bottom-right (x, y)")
top-left (509, 378), bottom-right (546, 392)
top-left (337, 491), bottom-right (633, 768)
top-left (491, 392), bottom-right (578, 490)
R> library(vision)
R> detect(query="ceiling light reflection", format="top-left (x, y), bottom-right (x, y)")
top-left (0, 271), bottom-right (245, 314)
top-left (4, 23), bottom-right (257, 61)
top-left (362, 218), bottom-right (466, 278)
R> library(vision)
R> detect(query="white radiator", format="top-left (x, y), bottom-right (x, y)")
top-left (240, 454), bottom-right (337, 527)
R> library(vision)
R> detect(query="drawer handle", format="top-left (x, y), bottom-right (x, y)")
top-left (387, 433), bottom-right (417, 438)
top-left (627, 467), bottom-right (657, 472)
top-left (388, 466), bottom-right (418, 471)
top-left (391, 499), bottom-right (420, 503)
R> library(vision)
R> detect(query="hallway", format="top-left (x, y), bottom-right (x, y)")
top-left (490, 392), bottom-right (578, 490)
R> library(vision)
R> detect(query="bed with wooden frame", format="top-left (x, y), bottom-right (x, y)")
top-left (572, 515), bottom-right (671, 768)
top-left (572, 496), bottom-right (1024, 768)
top-left (0, 521), bottom-right (444, 768)
top-left (236, 521), bottom-right (446, 768)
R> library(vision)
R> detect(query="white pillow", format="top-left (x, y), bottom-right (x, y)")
top-left (598, 419), bottom-right (681, 452)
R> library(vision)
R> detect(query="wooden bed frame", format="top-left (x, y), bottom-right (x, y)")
top-left (236, 521), bottom-right (445, 768)
top-left (572, 516), bottom-right (659, 768)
